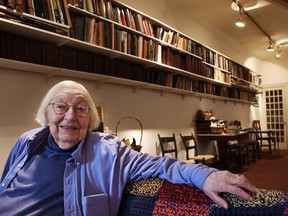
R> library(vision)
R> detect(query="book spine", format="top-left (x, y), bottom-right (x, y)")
top-left (15, 0), bottom-right (25, 12)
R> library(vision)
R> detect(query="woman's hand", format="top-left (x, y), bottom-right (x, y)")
top-left (203, 170), bottom-right (259, 209)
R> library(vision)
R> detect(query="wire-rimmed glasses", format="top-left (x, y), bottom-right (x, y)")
top-left (49, 101), bottom-right (90, 117)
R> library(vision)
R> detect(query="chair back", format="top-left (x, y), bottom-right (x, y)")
top-left (158, 134), bottom-right (178, 158)
top-left (179, 133), bottom-right (198, 160)
top-left (252, 120), bottom-right (261, 130)
top-left (252, 120), bottom-right (262, 139)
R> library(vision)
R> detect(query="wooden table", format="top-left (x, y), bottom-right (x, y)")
top-left (197, 131), bottom-right (249, 171)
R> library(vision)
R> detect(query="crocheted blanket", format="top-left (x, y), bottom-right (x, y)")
top-left (118, 178), bottom-right (288, 216)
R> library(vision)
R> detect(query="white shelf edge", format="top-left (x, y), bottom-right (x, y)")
top-left (0, 58), bottom-right (257, 105)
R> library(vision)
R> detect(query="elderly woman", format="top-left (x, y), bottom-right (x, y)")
top-left (0, 80), bottom-right (258, 215)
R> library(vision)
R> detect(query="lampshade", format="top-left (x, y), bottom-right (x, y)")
top-left (275, 47), bottom-right (281, 59)
top-left (235, 17), bottom-right (246, 27)
top-left (267, 43), bottom-right (274, 52)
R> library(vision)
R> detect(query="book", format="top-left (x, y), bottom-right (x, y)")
top-left (85, 0), bottom-right (94, 13)
top-left (105, 0), bottom-right (112, 20)
top-left (129, 10), bottom-right (136, 30)
top-left (50, 0), bottom-right (60, 22)
top-left (104, 22), bottom-right (112, 49)
top-left (137, 35), bottom-right (143, 58)
top-left (135, 14), bottom-right (144, 33)
top-left (120, 8), bottom-right (127, 26)
top-left (92, 0), bottom-right (100, 15)
top-left (26, 0), bottom-right (35, 15)
top-left (124, 8), bottom-right (131, 28)
top-left (33, 0), bottom-right (44, 18)
top-left (15, 0), bottom-right (25, 12)
top-left (99, 0), bottom-right (105, 17)
top-left (74, 15), bottom-right (85, 41)
top-left (6, 0), bottom-right (16, 9)
top-left (60, 0), bottom-right (72, 26)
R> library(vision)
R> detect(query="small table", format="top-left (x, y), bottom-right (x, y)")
top-left (197, 131), bottom-right (249, 171)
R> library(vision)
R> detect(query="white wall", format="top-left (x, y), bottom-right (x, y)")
top-left (0, 67), bottom-right (252, 172)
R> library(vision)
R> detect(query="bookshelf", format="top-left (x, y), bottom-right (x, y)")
top-left (0, 0), bottom-right (261, 105)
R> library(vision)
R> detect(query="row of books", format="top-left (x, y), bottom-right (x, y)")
top-left (69, 15), bottom-right (233, 85)
top-left (202, 47), bottom-right (254, 84)
top-left (68, 0), bottom-right (204, 59)
top-left (70, 13), bottom-right (113, 48)
top-left (231, 64), bottom-right (251, 81)
top-left (227, 88), bottom-right (257, 102)
top-left (0, 31), bottom-right (258, 102)
top-left (0, 0), bottom-right (71, 25)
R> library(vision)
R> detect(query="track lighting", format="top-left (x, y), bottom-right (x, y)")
top-left (235, 7), bottom-right (246, 27)
top-left (235, 17), bottom-right (246, 27)
top-left (275, 47), bottom-right (281, 59)
top-left (267, 39), bottom-right (274, 52)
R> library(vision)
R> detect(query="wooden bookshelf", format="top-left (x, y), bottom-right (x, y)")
top-left (0, 0), bottom-right (261, 105)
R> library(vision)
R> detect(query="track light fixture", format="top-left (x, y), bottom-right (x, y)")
top-left (235, 7), bottom-right (246, 27)
top-left (267, 39), bottom-right (274, 52)
top-left (232, 0), bottom-right (284, 59)
top-left (275, 47), bottom-right (281, 59)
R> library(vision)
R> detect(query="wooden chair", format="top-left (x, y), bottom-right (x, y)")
top-left (179, 133), bottom-right (216, 165)
top-left (240, 128), bottom-right (261, 162)
top-left (158, 134), bottom-right (178, 158)
top-left (228, 141), bottom-right (250, 169)
top-left (252, 120), bottom-right (277, 155)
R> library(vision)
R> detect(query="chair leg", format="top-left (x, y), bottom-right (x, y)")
top-left (246, 146), bottom-right (250, 165)
top-left (251, 144), bottom-right (256, 163)
top-left (238, 148), bottom-right (243, 169)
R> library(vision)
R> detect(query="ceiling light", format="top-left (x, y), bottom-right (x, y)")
top-left (267, 40), bottom-right (274, 52)
top-left (235, 7), bottom-right (246, 28)
top-left (235, 17), bottom-right (246, 27)
top-left (275, 47), bottom-right (281, 59)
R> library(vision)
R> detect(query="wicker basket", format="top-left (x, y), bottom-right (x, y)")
top-left (226, 128), bottom-right (240, 135)
top-left (115, 116), bottom-right (143, 152)
top-left (210, 127), bottom-right (225, 134)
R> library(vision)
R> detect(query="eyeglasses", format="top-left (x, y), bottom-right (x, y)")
top-left (49, 101), bottom-right (90, 117)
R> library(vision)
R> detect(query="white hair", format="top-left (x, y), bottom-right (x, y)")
top-left (35, 80), bottom-right (100, 130)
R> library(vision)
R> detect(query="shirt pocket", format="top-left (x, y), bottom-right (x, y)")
top-left (82, 193), bottom-right (109, 216)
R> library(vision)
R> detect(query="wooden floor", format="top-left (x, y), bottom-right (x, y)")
top-left (240, 149), bottom-right (288, 193)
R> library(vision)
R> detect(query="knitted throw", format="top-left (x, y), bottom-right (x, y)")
top-left (118, 178), bottom-right (288, 216)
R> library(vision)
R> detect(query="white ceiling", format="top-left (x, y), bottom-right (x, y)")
top-left (164, 0), bottom-right (288, 68)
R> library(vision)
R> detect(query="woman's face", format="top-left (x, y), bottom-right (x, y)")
top-left (46, 92), bottom-right (90, 150)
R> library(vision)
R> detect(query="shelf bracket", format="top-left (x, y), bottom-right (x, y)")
top-left (94, 81), bottom-right (100, 89)
top-left (57, 39), bottom-right (70, 47)
top-left (109, 54), bottom-right (121, 59)
top-left (45, 69), bottom-right (58, 83)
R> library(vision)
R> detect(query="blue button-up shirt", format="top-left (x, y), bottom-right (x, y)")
top-left (1, 127), bottom-right (217, 215)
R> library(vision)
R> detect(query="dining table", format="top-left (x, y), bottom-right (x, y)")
top-left (197, 131), bottom-right (250, 172)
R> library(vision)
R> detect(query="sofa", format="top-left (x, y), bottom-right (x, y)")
top-left (118, 177), bottom-right (288, 215)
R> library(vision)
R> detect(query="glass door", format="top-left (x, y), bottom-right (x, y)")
top-left (264, 87), bottom-right (287, 149)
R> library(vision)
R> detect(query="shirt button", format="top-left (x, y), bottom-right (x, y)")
top-left (17, 164), bottom-right (21, 168)
top-left (1, 182), bottom-right (5, 187)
